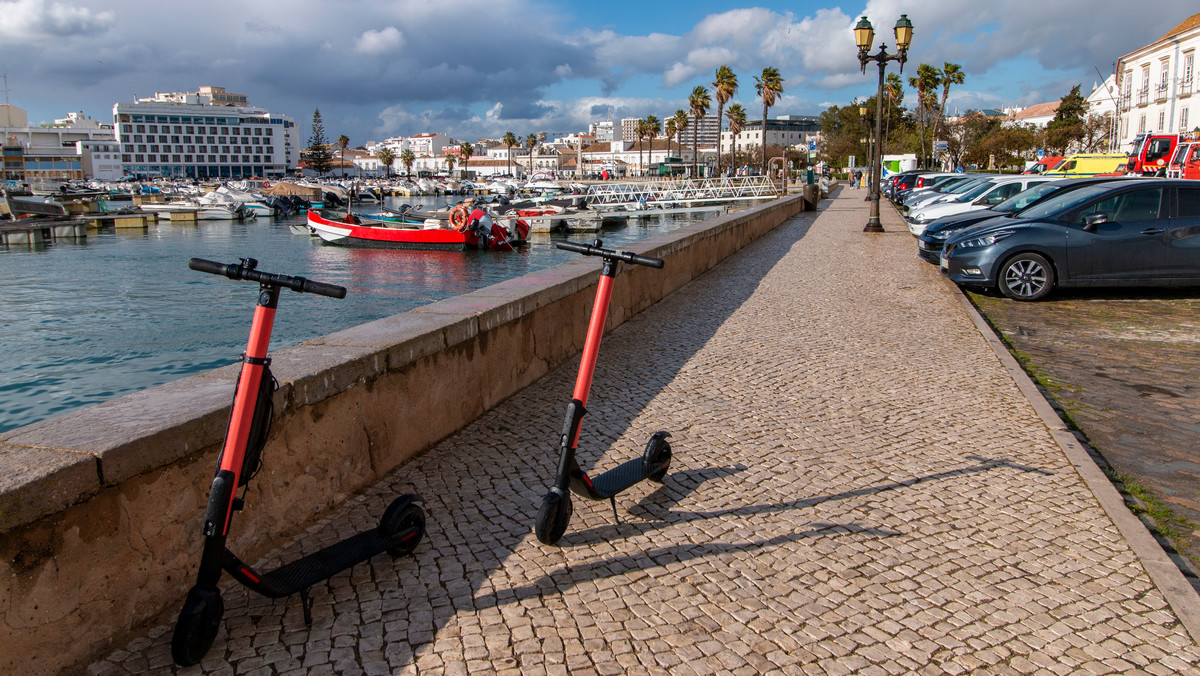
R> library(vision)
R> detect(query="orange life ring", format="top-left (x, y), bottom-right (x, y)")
top-left (262, 180), bottom-right (271, 188)
top-left (449, 205), bottom-right (469, 231)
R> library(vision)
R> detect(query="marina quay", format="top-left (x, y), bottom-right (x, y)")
top-left (1, 187), bottom-right (1199, 674)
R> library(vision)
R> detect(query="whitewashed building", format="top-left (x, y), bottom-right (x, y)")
top-left (1, 105), bottom-right (119, 184)
top-left (1114, 12), bottom-right (1200, 148)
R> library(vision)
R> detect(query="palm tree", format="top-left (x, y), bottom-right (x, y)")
top-left (688, 86), bottom-right (710, 178)
top-left (635, 119), bottom-right (649, 177)
top-left (446, 154), bottom-right (456, 176)
top-left (525, 133), bottom-right (537, 177)
top-left (460, 141), bottom-right (474, 166)
top-left (672, 109), bottom-right (689, 167)
top-left (644, 115), bottom-right (660, 176)
top-left (884, 72), bottom-right (903, 147)
top-left (932, 62), bottom-right (965, 164)
top-left (400, 148), bottom-right (416, 179)
top-left (377, 147), bottom-right (395, 179)
top-left (336, 135), bottom-right (350, 178)
top-left (726, 103), bottom-right (747, 173)
top-left (665, 118), bottom-right (678, 160)
top-left (909, 64), bottom-right (942, 168)
top-left (502, 131), bottom-right (517, 176)
top-left (754, 67), bottom-right (784, 175)
top-left (712, 65), bottom-right (738, 177)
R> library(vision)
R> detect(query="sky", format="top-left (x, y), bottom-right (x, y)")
top-left (1, 0), bottom-right (1197, 146)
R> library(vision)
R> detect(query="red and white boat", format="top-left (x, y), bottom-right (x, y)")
top-left (306, 208), bottom-right (529, 251)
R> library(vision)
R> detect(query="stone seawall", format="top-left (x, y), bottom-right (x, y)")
top-left (0, 192), bottom-right (811, 674)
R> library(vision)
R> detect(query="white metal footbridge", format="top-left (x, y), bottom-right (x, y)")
top-left (584, 176), bottom-right (784, 208)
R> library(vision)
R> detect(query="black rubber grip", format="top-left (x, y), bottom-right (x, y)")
top-left (555, 241), bottom-right (664, 269)
top-left (189, 258), bottom-right (347, 298)
top-left (189, 258), bottom-right (230, 276)
top-left (300, 279), bottom-right (348, 298)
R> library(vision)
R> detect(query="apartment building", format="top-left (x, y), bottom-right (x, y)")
top-left (1114, 12), bottom-right (1200, 147)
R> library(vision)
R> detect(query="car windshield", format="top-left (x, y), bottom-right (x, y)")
top-left (1014, 183), bottom-right (1118, 220)
top-left (933, 176), bottom-right (972, 192)
top-left (954, 181), bottom-right (999, 202)
top-left (992, 182), bottom-right (1062, 213)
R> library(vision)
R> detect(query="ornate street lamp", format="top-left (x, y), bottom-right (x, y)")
top-left (855, 14), bottom-right (913, 232)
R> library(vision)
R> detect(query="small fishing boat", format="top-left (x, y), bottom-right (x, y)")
top-left (306, 208), bottom-right (529, 251)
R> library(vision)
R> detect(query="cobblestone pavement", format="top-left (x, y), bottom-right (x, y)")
top-left (966, 286), bottom-right (1200, 584)
top-left (93, 188), bottom-right (1200, 674)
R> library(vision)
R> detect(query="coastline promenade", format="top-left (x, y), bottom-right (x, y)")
top-left (93, 186), bottom-right (1200, 674)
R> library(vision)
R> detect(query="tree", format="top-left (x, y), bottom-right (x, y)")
top-left (640, 115), bottom-right (660, 176)
top-left (726, 103), bottom-right (747, 172)
top-left (884, 72), bottom-right (904, 146)
top-left (377, 147), bottom-right (395, 179)
top-left (306, 108), bottom-right (333, 177)
top-left (400, 148), bottom-right (416, 178)
top-left (1045, 85), bottom-right (1089, 153)
top-left (712, 65), bottom-right (738, 177)
top-left (689, 85), bottom-right (711, 177)
top-left (908, 64), bottom-right (942, 168)
top-left (459, 141), bottom-right (474, 175)
top-left (446, 154), bottom-right (457, 176)
top-left (503, 131), bottom-right (517, 176)
top-left (337, 134), bottom-right (350, 178)
top-left (672, 109), bottom-right (689, 165)
top-left (524, 133), bottom-right (537, 176)
top-left (930, 63), bottom-right (964, 165)
top-left (754, 67), bottom-right (784, 175)
top-left (665, 118), bottom-right (678, 159)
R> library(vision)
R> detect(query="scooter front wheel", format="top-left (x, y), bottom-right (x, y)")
top-left (643, 431), bottom-right (672, 482)
top-left (535, 491), bottom-right (573, 545)
top-left (171, 586), bottom-right (224, 666)
top-left (380, 496), bottom-right (426, 557)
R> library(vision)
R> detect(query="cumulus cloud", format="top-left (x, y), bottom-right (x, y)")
top-left (0, 0), bottom-right (114, 41)
top-left (355, 26), bottom-right (404, 55)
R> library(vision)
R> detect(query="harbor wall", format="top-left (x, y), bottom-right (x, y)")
top-left (0, 193), bottom-right (811, 674)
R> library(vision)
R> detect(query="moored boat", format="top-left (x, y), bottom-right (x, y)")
top-left (306, 209), bottom-right (529, 251)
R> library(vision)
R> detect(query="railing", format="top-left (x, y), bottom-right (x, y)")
top-left (1155, 82), bottom-right (1169, 101)
top-left (585, 176), bottom-right (783, 207)
top-left (1137, 88), bottom-right (1150, 106)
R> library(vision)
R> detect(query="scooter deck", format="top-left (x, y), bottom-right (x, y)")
top-left (590, 457), bottom-right (650, 497)
top-left (251, 528), bottom-right (392, 597)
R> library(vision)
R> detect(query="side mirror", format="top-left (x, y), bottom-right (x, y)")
top-left (1083, 212), bottom-right (1108, 232)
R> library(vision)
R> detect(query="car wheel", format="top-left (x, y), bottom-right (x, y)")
top-left (998, 253), bottom-right (1055, 301)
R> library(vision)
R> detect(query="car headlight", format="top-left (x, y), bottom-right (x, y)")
top-left (912, 212), bottom-right (929, 223)
top-left (957, 230), bottom-right (1014, 249)
top-left (928, 229), bottom-right (951, 240)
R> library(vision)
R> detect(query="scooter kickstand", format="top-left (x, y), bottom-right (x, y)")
top-left (299, 588), bottom-right (313, 627)
top-left (610, 496), bottom-right (621, 524)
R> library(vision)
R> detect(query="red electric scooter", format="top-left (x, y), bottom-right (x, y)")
top-left (535, 240), bottom-right (672, 546)
top-left (172, 258), bottom-right (426, 666)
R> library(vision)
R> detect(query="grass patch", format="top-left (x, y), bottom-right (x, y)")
top-left (1106, 469), bottom-right (1199, 561)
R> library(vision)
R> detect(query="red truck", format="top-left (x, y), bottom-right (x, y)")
top-left (1126, 133), bottom-right (1180, 176)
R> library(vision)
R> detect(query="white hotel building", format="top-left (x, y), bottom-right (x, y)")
top-left (112, 86), bottom-right (298, 180)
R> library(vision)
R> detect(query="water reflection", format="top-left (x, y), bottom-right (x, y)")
top-left (0, 196), bottom-right (719, 433)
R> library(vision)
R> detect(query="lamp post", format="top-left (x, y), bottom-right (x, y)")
top-left (859, 103), bottom-right (870, 200)
top-left (855, 14), bottom-right (913, 232)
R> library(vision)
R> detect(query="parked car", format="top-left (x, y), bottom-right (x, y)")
top-left (940, 179), bottom-right (1200, 301)
top-left (902, 175), bottom-right (997, 213)
top-left (915, 177), bottom-right (1133, 264)
top-left (1022, 156), bottom-right (1065, 175)
top-left (1040, 153), bottom-right (1128, 177)
top-left (1167, 141), bottom-right (1198, 179)
top-left (886, 171), bottom-right (937, 202)
top-left (906, 176), bottom-right (1056, 236)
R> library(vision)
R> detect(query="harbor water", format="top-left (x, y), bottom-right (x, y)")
top-left (0, 197), bottom-right (720, 434)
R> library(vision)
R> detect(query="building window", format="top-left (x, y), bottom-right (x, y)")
top-left (1138, 114), bottom-right (1146, 134)
top-left (1159, 111), bottom-right (1165, 130)
top-left (1183, 107), bottom-right (1190, 132)
top-left (1185, 53), bottom-right (1195, 93)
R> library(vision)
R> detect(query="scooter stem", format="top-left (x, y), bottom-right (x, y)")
top-left (570, 260), bottom-right (617, 445)
top-left (215, 287), bottom-right (278, 535)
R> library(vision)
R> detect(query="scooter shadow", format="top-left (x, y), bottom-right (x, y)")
top-left (554, 454), bottom-right (1052, 548)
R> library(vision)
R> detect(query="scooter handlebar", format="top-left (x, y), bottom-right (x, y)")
top-left (556, 240), bottom-right (664, 269)
top-left (189, 258), bottom-right (348, 298)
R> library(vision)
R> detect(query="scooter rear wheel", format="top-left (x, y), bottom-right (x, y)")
top-left (380, 497), bottom-right (426, 557)
top-left (171, 586), bottom-right (224, 666)
top-left (535, 491), bottom-right (573, 545)
top-left (643, 432), bottom-right (672, 482)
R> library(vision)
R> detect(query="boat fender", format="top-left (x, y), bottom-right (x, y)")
top-left (449, 205), bottom-right (469, 231)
